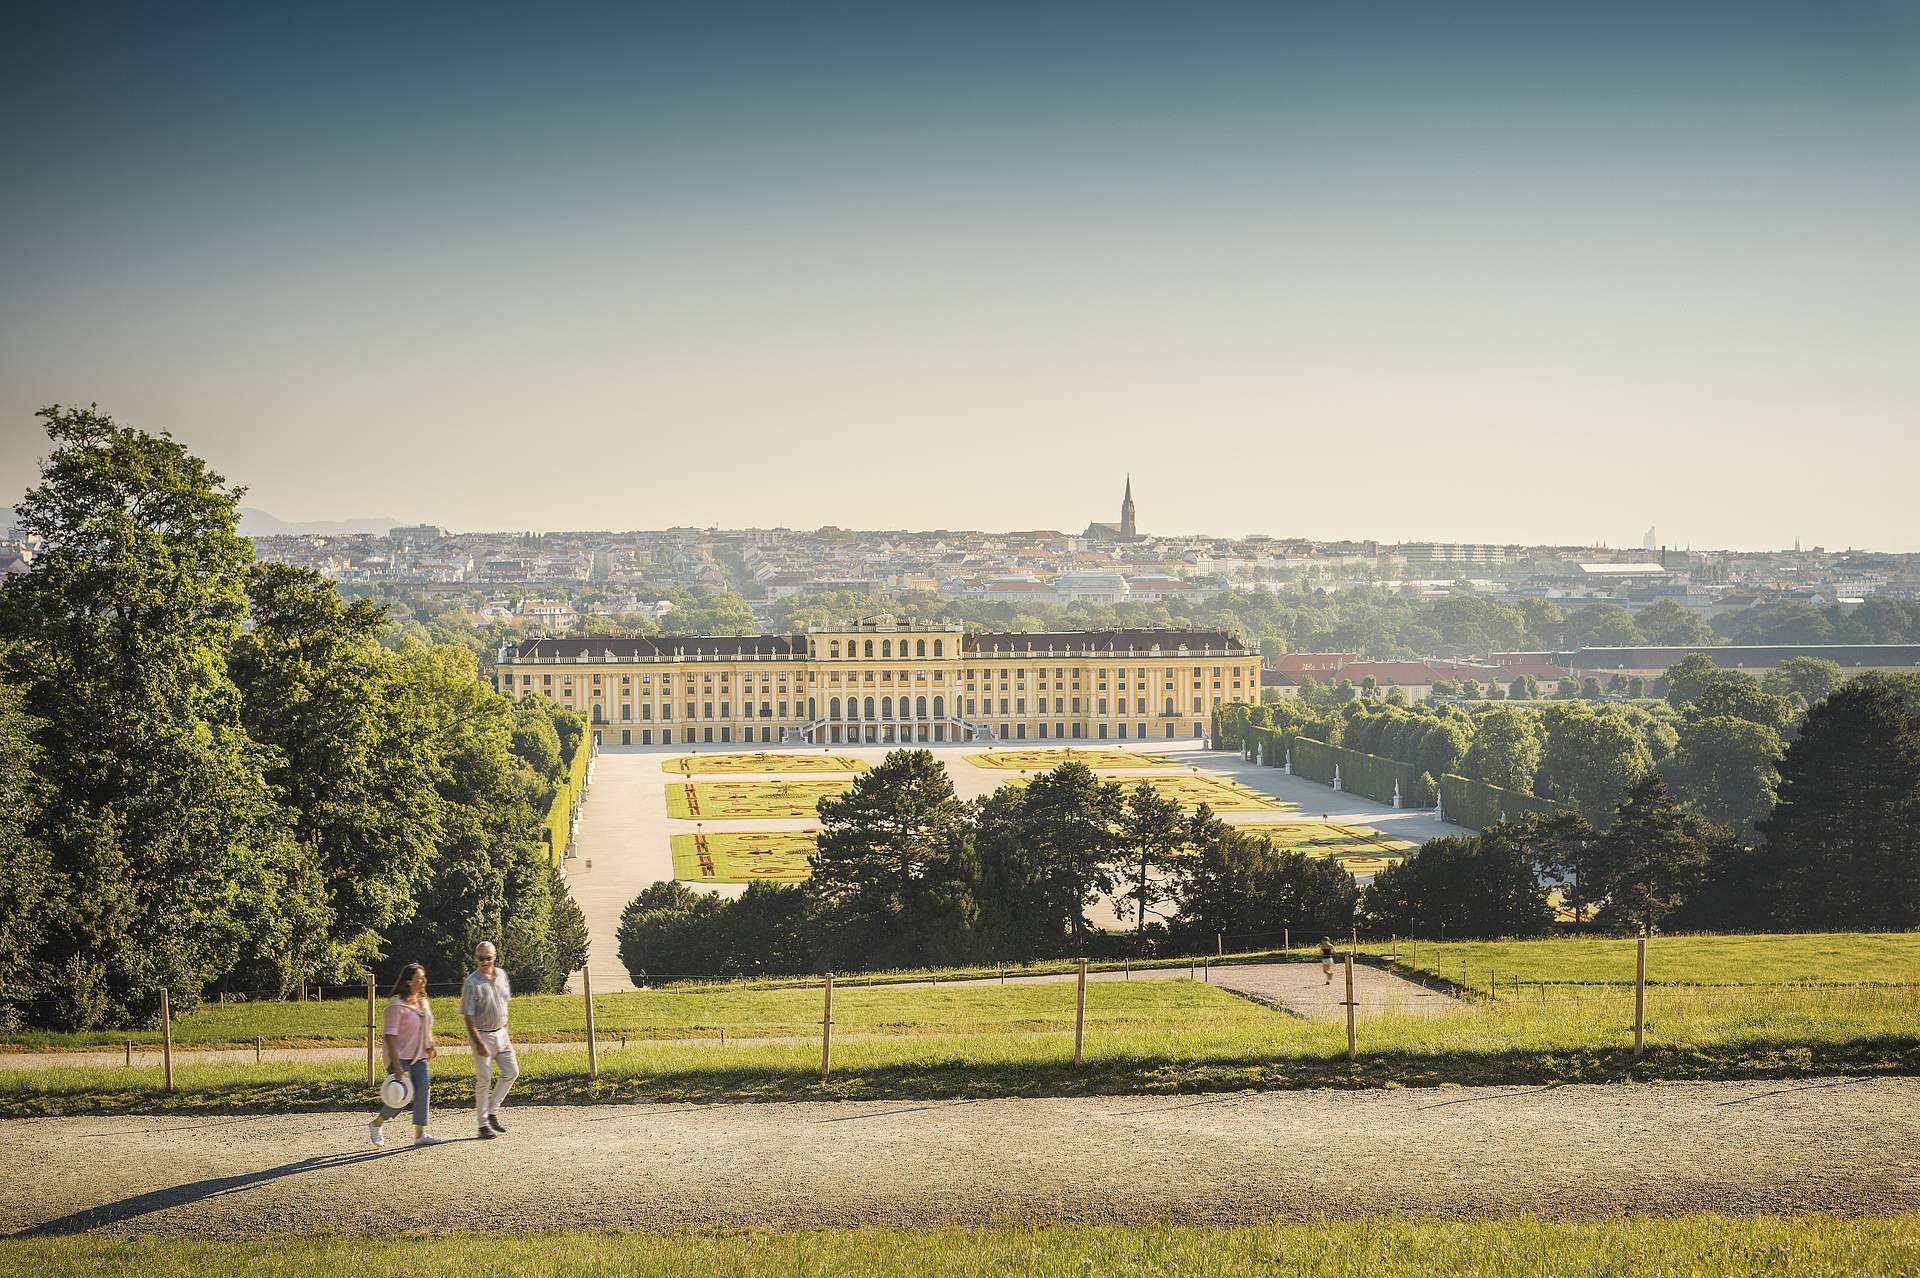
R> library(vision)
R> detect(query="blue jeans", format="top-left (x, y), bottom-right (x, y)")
top-left (378, 1058), bottom-right (430, 1127)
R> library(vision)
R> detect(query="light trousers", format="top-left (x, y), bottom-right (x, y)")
top-left (474, 1030), bottom-right (519, 1119)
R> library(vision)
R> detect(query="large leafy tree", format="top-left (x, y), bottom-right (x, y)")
top-left (1762, 656), bottom-right (1845, 708)
top-left (0, 676), bottom-right (49, 1027)
top-left (1537, 703), bottom-right (1655, 825)
top-left (1460, 706), bottom-right (1544, 793)
top-left (1634, 599), bottom-right (1714, 646)
top-left (1689, 675), bottom-right (1796, 736)
top-left (1361, 832), bottom-right (1554, 939)
top-left (380, 643), bottom-right (572, 993)
top-left (1662, 714), bottom-right (1784, 840)
top-left (0, 406), bottom-right (303, 1027)
top-left (1755, 674), bottom-right (1920, 930)
top-left (616, 880), bottom-right (729, 981)
top-left (1172, 826), bottom-right (1357, 949)
top-left (1663, 654), bottom-right (1723, 707)
top-left (808, 749), bottom-right (978, 969)
top-left (1590, 777), bottom-right (1727, 930)
top-left (1564, 604), bottom-right (1642, 649)
top-left (230, 563), bottom-right (444, 986)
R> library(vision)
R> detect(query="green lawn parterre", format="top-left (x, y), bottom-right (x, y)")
top-left (6, 1215), bottom-right (1918, 1277)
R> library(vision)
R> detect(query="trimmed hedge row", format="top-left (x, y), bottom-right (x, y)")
top-left (1437, 773), bottom-right (1566, 831)
top-left (1255, 729), bottom-right (1427, 807)
top-left (541, 733), bottom-right (592, 865)
top-left (1293, 737), bottom-right (1424, 805)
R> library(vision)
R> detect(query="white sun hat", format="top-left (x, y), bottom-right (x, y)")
top-left (380, 1073), bottom-right (415, 1110)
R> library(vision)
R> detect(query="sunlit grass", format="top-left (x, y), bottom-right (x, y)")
top-left (6, 1214), bottom-right (1918, 1276)
top-left (4, 981), bottom-right (1912, 1117)
top-left (1367, 932), bottom-right (1920, 987)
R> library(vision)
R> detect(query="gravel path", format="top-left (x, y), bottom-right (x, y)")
top-left (7, 1077), bottom-right (1915, 1237)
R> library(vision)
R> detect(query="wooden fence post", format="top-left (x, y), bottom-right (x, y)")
top-left (125, 1039), bottom-right (132, 1068)
top-left (160, 987), bottom-right (173, 1093)
top-left (820, 973), bottom-right (834, 1079)
top-left (255, 1036), bottom-right (262, 1065)
top-left (365, 972), bottom-right (376, 1087)
top-left (1073, 959), bottom-right (1087, 1066)
top-left (1634, 929), bottom-right (1647, 1059)
top-left (1283, 927), bottom-right (1289, 953)
top-left (1344, 955), bottom-right (1357, 1062)
top-left (584, 966), bottom-right (599, 1079)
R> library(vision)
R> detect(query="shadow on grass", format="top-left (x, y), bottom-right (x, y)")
top-left (4, 1040), bottom-right (1915, 1119)
top-left (13, 1149), bottom-right (400, 1237)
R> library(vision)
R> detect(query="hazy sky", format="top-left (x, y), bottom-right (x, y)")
top-left (3, 1), bottom-right (1917, 548)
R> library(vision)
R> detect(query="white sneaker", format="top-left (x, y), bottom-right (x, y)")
top-left (414, 1133), bottom-right (444, 1147)
top-left (368, 1121), bottom-right (385, 1147)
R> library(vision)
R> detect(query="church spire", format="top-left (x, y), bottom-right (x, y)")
top-left (1120, 474), bottom-right (1136, 540)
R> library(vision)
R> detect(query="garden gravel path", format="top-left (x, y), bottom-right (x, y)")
top-left (6, 1076), bottom-right (1915, 1236)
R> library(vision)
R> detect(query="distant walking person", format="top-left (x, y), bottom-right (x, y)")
top-left (1320, 937), bottom-right (1336, 985)
top-left (463, 941), bottom-right (519, 1139)
top-left (369, 962), bottom-right (441, 1147)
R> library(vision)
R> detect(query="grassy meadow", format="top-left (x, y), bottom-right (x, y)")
top-left (6, 1213), bottom-right (1918, 1276)
top-left (1369, 932), bottom-right (1920, 988)
top-left (4, 974), bottom-right (1913, 1117)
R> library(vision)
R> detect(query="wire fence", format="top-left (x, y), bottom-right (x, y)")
top-left (13, 937), bottom-right (1916, 1094)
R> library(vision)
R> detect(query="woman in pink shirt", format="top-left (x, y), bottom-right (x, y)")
top-left (369, 963), bottom-right (440, 1147)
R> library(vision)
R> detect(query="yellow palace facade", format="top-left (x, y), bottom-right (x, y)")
top-left (492, 616), bottom-right (1259, 747)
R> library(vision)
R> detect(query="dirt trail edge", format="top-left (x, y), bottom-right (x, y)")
top-left (7, 1077), bottom-right (1916, 1237)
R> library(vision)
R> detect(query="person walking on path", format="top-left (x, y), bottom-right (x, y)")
top-left (462, 941), bottom-right (519, 1140)
top-left (369, 963), bottom-right (440, 1148)
top-left (1320, 937), bottom-right (1336, 986)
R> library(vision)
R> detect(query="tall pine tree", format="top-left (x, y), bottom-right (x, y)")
top-left (1756, 674), bottom-right (1920, 930)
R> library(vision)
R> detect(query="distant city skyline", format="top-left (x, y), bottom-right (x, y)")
top-left (4, 2), bottom-right (1917, 549)
top-left (0, 492), bottom-right (1893, 557)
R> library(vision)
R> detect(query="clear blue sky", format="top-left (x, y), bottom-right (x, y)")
top-left (3, 1), bottom-right (1916, 547)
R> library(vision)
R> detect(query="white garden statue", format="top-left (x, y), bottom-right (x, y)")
top-left (1331, 764), bottom-right (1343, 792)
